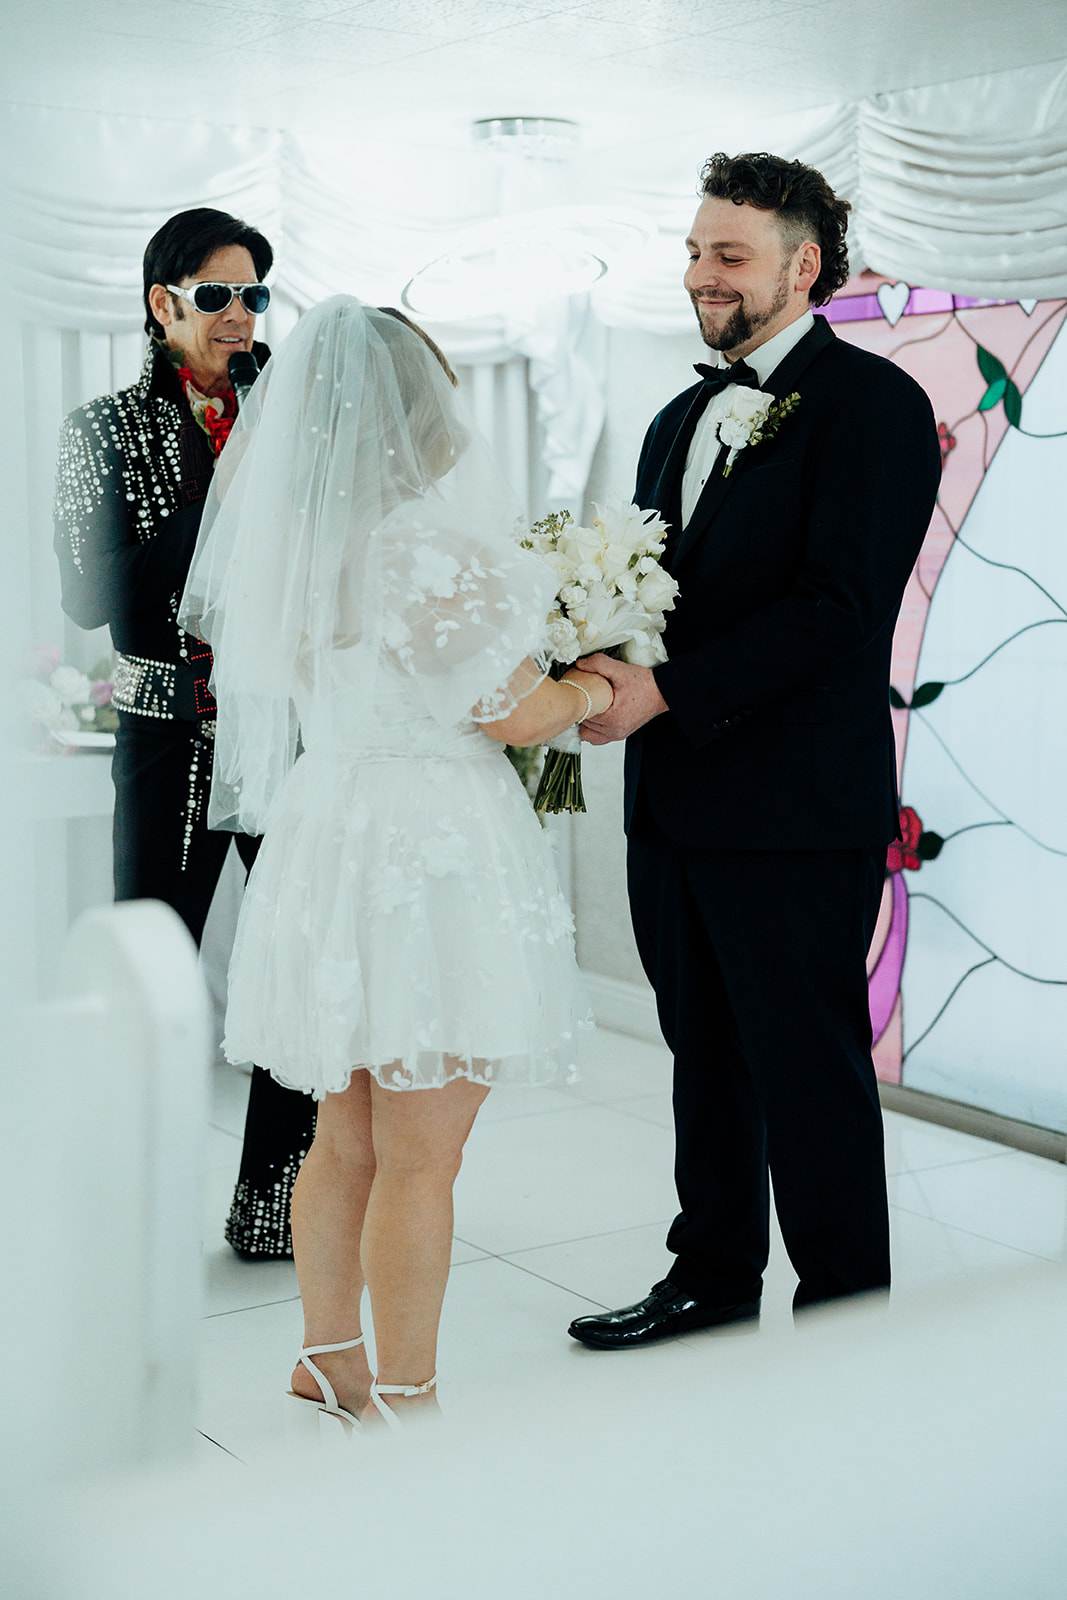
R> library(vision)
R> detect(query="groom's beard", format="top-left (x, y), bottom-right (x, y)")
top-left (695, 266), bottom-right (791, 355)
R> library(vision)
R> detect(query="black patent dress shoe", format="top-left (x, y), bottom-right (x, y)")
top-left (567, 1279), bottom-right (760, 1349)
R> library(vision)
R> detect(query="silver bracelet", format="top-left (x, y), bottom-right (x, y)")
top-left (569, 679), bottom-right (594, 724)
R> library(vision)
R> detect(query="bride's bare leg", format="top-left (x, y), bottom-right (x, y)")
top-left (360, 1072), bottom-right (490, 1422)
top-left (289, 1070), bottom-right (375, 1415)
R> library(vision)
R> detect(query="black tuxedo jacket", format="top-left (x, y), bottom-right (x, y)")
top-left (626, 315), bottom-right (941, 851)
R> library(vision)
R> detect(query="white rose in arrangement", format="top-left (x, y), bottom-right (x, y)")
top-left (517, 501), bottom-right (675, 814)
top-left (50, 665), bottom-right (92, 706)
top-left (620, 629), bottom-right (668, 667)
top-left (597, 542), bottom-right (633, 583)
top-left (559, 526), bottom-right (603, 568)
top-left (19, 679), bottom-right (66, 730)
top-left (547, 614), bottom-right (581, 663)
top-left (635, 565), bottom-right (679, 614)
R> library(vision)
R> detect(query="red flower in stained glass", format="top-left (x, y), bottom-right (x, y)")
top-left (887, 805), bottom-right (923, 873)
top-left (937, 421), bottom-right (956, 466)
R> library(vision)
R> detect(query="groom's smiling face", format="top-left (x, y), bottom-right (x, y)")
top-left (684, 197), bottom-right (818, 362)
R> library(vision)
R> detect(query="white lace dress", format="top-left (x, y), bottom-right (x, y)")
top-left (222, 657), bottom-right (591, 1098)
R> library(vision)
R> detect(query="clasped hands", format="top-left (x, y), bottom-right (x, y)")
top-left (568, 653), bottom-right (669, 745)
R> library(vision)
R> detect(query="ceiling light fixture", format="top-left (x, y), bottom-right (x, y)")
top-left (401, 118), bottom-right (655, 322)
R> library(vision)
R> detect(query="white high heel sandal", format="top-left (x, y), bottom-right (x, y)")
top-left (369, 1374), bottom-right (437, 1431)
top-left (286, 1335), bottom-right (366, 1435)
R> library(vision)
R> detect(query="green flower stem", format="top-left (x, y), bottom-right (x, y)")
top-left (534, 748), bottom-right (586, 814)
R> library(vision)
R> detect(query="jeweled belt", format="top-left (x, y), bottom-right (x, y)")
top-left (111, 652), bottom-right (179, 720)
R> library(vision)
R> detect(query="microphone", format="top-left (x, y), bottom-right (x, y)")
top-left (228, 350), bottom-right (260, 409)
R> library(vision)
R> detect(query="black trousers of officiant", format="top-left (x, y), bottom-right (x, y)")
top-left (626, 803), bottom-right (891, 1312)
top-left (112, 712), bottom-right (317, 1259)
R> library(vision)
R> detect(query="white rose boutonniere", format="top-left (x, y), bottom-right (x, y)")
top-left (713, 387), bottom-right (801, 476)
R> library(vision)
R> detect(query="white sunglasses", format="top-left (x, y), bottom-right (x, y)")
top-left (166, 281), bottom-right (271, 315)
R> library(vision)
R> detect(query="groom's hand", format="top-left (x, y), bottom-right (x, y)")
top-left (575, 654), bottom-right (668, 744)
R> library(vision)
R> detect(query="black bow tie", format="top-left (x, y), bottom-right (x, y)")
top-left (694, 359), bottom-right (761, 394)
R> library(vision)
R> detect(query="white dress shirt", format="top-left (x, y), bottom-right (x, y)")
top-left (680, 310), bottom-right (815, 528)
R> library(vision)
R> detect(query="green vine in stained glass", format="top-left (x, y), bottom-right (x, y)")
top-left (976, 344), bottom-right (1023, 427)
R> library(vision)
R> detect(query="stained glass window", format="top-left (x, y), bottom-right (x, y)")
top-left (825, 279), bottom-right (1067, 1130)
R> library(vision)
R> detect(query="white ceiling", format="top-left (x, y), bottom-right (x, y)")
top-left (3, 0), bottom-right (1067, 160)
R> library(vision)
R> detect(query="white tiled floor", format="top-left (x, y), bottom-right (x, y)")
top-left (199, 1027), bottom-right (1067, 1466)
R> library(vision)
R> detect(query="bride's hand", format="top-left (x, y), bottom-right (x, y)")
top-left (562, 668), bottom-right (613, 719)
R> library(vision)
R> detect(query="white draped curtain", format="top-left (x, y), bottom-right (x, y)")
top-left (3, 55), bottom-right (1065, 525)
top-left (3, 53), bottom-right (1066, 644)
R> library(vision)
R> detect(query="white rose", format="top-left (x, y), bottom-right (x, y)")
top-left (597, 542), bottom-right (633, 582)
top-left (726, 387), bottom-right (774, 426)
top-left (620, 631), bottom-right (668, 667)
top-left (718, 415), bottom-right (752, 449)
top-left (559, 525), bottom-right (602, 568)
top-left (548, 615), bottom-right (581, 663)
top-left (635, 566), bottom-right (679, 613)
top-left (540, 550), bottom-right (573, 577)
top-left (559, 583), bottom-right (587, 609)
top-left (50, 665), bottom-right (92, 706)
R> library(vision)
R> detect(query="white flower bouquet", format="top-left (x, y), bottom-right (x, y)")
top-left (16, 646), bottom-right (118, 748)
top-left (519, 502), bottom-right (678, 814)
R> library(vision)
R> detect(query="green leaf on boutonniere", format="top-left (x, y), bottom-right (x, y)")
top-left (721, 391), bottom-right (801, 477)
top-left (749, 392), bottom-right (801, 450)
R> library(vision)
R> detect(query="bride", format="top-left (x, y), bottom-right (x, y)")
top-left (180, 296), bottom-right (611, 1429)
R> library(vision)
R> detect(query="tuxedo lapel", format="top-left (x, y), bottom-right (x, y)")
top-left (668, 317), bottom-right (837, 570)
top-left (761, 314), bottom-right (835, 401)
top-left (655, 385), bottom-right (712, 554)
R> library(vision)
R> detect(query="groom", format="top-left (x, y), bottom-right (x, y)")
top-left (570, 152), bottom-right (941, 1345)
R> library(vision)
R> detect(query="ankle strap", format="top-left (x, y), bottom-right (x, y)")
top-left (372, 1374), bottom-right (436, 1398)
top-left (370, 1374), bottom-right (436, 1431)
top-left (301, 1336), bottom-right (365, 1357)
top-left (299, 1336), bottom-right (365, 1417)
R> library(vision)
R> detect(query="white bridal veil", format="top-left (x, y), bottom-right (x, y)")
top-left (179, 296), bottom-right (554, 833)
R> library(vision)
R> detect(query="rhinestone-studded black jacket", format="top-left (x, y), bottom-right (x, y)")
top-left (53, 340), bottom-right (270, 721)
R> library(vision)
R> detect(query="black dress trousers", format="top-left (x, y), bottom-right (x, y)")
top-left (626, 807), bottom-right (890, 1312)
top-left (112, 712), bottom-right (316, 1258)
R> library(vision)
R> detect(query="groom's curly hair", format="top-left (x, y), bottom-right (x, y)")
top-left (699, 153), bottom-right (851, 307)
